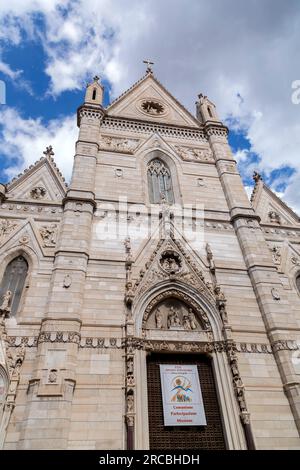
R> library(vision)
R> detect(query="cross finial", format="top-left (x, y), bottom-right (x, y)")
top-left (253, 171), bottom-right (262, 183)
top-left (143, 59), bottom-right (154, 73)
top-left (43, 145), bottom-right (54, 158)
top-left (93, 75), bottom-right (100, 82)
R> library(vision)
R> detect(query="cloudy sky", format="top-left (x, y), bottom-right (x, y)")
top-left (0, 0), bottom-right (299, 213)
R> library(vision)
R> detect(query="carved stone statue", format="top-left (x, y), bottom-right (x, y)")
top-left (0, 290), bottom-right (12, 312)
top-left (183, 314), bottom-right (191, 330)
top-left (271, 246), bottom-right (281, 265)
top-left (188, 308), bottom-right (197, 330)
top-left (127, 394), bottom-right (134, 413)
top-left (0, 290), bottom-right (12, 320)
top-left (206, 243), bottom-right (215, 271)
top-left (167, 306), bottom-right (181, 329)
top-left (155, 308), bottom-right (163, 329)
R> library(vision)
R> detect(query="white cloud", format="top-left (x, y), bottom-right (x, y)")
top-left (0, 108), bottom-right (77, 182)
top-left (0, 0), bottom-right (299, 213)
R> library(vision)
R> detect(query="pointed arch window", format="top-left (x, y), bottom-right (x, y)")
top-left (147, 159), bottom-right (174, 204)
top-left (0, 256), bottom-right (28, 317)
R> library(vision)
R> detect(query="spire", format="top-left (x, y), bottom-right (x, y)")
top-left (196, 92), bottom-right (220, 124)
top-left (84, 74), bottom-right (104, 106)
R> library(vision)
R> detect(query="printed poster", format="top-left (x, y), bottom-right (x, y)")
top-left (159, 364), bottom-right (207, 426)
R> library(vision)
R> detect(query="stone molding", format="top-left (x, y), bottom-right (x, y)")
top-left (101, 117), bottom-right (207, 142)
top-left (6, 335), bottom-right (298, 354)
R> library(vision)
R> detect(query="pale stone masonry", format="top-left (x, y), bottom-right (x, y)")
top-left (0, 70), bottom-right (300, 450)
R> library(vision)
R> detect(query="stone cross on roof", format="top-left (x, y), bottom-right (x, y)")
top-left (143, 59), bottom-right (154, 73)
top-left (43, 145), bottom-right (54, 158)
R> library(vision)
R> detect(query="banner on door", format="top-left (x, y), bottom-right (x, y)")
top-left (159, 364), bottom-right (207, 426)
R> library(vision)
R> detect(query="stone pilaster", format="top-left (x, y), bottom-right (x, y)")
top-left (207, 125), bottom-right (300, 436)
top-left (17, 97), bottom-right (104, 449)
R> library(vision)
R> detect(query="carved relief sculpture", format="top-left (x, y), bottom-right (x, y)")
top-left (268, 210), bottom-right (281, 224)
top-left (0, 220), bottom-right (18, 244)
top-left (39, 224), bottom-right (58, 247)
top-left (99, 135), bottom-right (139, 153)
top-left (271, 246), bottom-right (281, 265)
top-left (175, 145), bottom-right (213, 162)
top-left (30, 186), bottom-right (47, 199)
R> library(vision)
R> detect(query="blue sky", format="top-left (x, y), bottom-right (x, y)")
top-left (0, 0), bottom-right (299, 213)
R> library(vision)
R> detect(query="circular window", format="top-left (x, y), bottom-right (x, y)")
top-left (137, 98), bottom-right (168, 117)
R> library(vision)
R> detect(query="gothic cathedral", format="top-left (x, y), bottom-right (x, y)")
top-left (0, 68), bottom-right (300, 450)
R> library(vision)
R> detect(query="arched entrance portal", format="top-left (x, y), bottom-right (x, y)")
top-left (147, 353), bottom-right (226, 450)
top-left (132, 285), bottom-right (247, 450)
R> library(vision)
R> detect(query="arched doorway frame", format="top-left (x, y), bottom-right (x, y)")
top-left (131, 280), bottom-right (247, 449)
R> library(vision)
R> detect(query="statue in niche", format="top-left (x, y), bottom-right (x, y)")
top-left (188, 308), bottom-right (197, 330)
top-left (127, 394), bottom-right (134, 413)
top-left (183, 313), bottom-right (191, 330)
top-left (167, 306), bottom-right (181, 329)
top-left (0, 290), bottom-right (12, 314)
top-left (155, 308), bottom-right (163, 329)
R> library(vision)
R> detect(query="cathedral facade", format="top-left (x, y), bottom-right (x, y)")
top-left (0, 68), bottom-right (300, 450)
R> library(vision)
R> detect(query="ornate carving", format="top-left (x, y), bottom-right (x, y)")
top-left (19, 233), bottom-right (30, 245)
top-left (0, 219), bottom-right (18, 244)
top-left (159, 250), bottom-right (182, 274)
top-left (270, 245), bottom-right (281, 265)
top-left (38, 331), bottom-right (81, 345)
top-left (268, 210), bottom-right (281, 225)
top-left (0, 291), bottom-right (12, 320)
top-left (63, 274), bottom-right (72, 288)
top-left (226, 341), bottom-right (250, 420)
top-left (206, 243), bottom-right (215, 272)
top-left (30, 186), bottom-right (47, 200)
top-left (291, 255), bottom-right (300, 266)
top-left (271, 339), bottom-right (299, 352)
top-left (48, 369), bottom-right (58, 384)
top-left (175, 145), bottom-right (213, 162)
top-left (101, 116), bottom-right (207, 142)
top-left (6, 344), bottom-right (26, 379)
top-left (141, 100), bottom-right (165, 115)
top-left (214, 285), bottom-right (228, 325)
top-left (39, 224), bottom-right (58, 247)
top-left (143, 290), bottom-right (210, 332)
top-left (99, 135), bottom-right (139, 154)
top-left (271, 287), bottom-right (280, 301)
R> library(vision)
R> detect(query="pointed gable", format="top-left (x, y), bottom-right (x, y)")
top-left (6, 152), bottom-right (67, 203)
top-left (107, 72), bottom-right (201, 128)
top-left (251, 178), bottom-right (300, 226)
